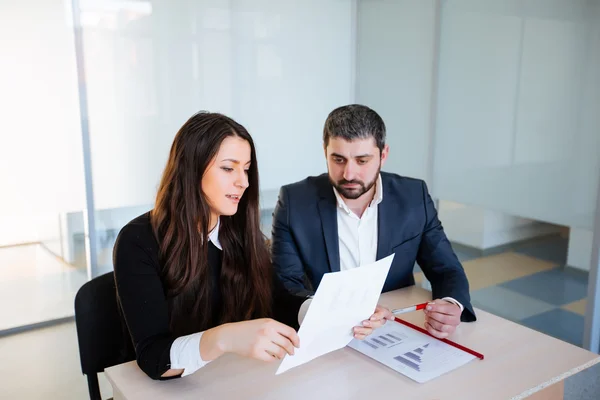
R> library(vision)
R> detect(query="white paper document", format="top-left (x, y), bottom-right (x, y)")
top-left (347, 320), bottom-right (477, 383)
top-left (276, 254), bottom-right (394, 374)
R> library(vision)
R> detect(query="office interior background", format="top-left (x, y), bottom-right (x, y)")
top-left (1, 0), bottom-right (599, 398)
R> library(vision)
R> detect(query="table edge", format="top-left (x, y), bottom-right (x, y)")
top-left (510, 356), bottom-right (600, 400)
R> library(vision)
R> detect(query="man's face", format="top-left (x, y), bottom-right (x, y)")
top-left (325, 137), bottom-right (389, 200)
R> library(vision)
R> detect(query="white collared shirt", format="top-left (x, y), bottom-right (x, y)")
top-left (332, 174), bottom-right (463, 312)
top-left (208, 217), bottom-right (222, 250)
top-left (333, 175), bottom-right (383, 272)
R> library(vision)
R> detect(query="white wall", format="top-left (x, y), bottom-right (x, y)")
top-left (0, 0), bottom-right (356, 249)
top-left (481, 210), bottom-right (560, 249)
top-left (0, 214), bottom-right (62, 251)
top-left (568, 228), bottom-right (594, 271)
top-left (437, 202), bottom-right (487, 249)
top-left (0, 0), bottom-right (86, 245)
top-left (569, 2), bottom-right (598, 270)
top-left (356, 0), bottom-right (597, 253)
top-left (3, 0), bottom-right (597, 256)
top-left (82, 0), bottom-right (354, 213)
top-left (48, 0), bottom-right (356, 261)
top-left (432, 0), bottom-right (600, 230)
top-left (356, 0), bottom-right (436, 182)
top-left (438, 201), bottom-right (562, 251)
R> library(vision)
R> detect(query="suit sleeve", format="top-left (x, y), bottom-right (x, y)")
top-left (416, 182), bottom-right (476, 322)
top-left (271, 186), bottom-right (314, 298)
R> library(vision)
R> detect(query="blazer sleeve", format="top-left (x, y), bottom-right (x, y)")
top-left (271, 186), bottom-right (314, 298)
top-left (416, 182), bottom-right (476, 322)
top-left (113, 225), bottom-right (181, 380)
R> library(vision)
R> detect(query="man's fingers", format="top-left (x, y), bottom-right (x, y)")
top-left (423, 301), bottom-right (460, 339)
top-left (429, 309), bottom-right (461, 327)
top-left (353, 326), bottom-right (372, 337)
top-left (369, 314), bottom-right (385, 323)
top-left (425, 316), bottom-right (451, 333)
top-left (371, 320), bottom-right (386, 329)
top-left (426, 301), bottom-right (460, 316)
top-left (373, 305), bottom-right (394, 321)
top-left (363, 318), bottom-right (386, 329)
top-left (425, 321), bottom-right (448, 339)
top-left (370, 310), bottom-right (387, 321)
top-left (425, 315), bottom-right (458, 337)
top-left (426, 311), bottom-right (454, 326)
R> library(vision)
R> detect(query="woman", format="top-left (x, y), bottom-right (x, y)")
top-left (114, 112), bottom-right (390, 380)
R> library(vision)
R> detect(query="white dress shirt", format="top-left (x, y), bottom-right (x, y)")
top-left (332, 174), bottom-right (463, 312)
top-left (334, 175), bottom-right (383, 272)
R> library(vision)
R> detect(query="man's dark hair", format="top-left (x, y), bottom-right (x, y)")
top-left (323, 104), bottom-right (386, 152)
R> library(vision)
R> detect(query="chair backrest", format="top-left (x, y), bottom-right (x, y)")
top-left (74, 272), bottom-right (135, 375)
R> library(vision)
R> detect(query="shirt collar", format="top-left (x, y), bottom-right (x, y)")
top-left (332, 174), bottom-right (384, 215)
top-left (208, 217), bottom-right (222, 250)
top-left (372, 174), bottom-right (384, 206)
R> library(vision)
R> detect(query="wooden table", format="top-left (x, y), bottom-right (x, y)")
top-left (106, 286), bottom-right (600, 400)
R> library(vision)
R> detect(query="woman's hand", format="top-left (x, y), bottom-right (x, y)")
top-left (352, 304), bottom-right (393, 340)
top-left (204, 318), bottom-right (300, 362)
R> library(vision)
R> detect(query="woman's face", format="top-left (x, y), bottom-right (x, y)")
top-left (202, 135), bottom-right (251, 228)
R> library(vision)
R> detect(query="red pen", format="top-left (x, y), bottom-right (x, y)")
top-left (391, 302), bottom-right (429, 315)
top-left (393, 316), bottom-right (485, 360)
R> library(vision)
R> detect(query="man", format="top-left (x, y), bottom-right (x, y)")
top-left (271, 104), bottom-right (475, 339)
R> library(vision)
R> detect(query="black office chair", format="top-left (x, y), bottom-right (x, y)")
top-left (74, 272), bottom-right (135, 400)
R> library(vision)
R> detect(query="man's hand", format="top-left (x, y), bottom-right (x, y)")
top-left (423, 299), bottom-right (461, 339)
top-left (353, 304), bottom-right (394, 340)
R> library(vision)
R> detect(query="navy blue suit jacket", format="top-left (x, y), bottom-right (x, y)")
top-left (271, 172), bottom-right (475, 322)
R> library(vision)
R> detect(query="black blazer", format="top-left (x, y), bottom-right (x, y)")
top-left (271, 172), bottom-right (475, 322)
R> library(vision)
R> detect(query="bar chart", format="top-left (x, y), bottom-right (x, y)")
top-left (363, 332), bottom-right (405, 349)
top-left (394, 344), bottom-right (430, 371)
top-left (348, 321), bottom-right (476, 383)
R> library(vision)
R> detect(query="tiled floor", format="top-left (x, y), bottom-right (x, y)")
top-left (414, 235), bottom-right (589, 347)
top-left (563, 299), bottom-right (587, 315)
top-left (500, 268), bottom-right (588, 306)
top-left (463, 253), bottom-right (557, 291)
top-left (520, 309), bottom-right (586, 347)
top-left (513, 235), bottom-right (570, 265)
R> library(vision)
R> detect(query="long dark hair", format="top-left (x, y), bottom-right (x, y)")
top-left (151, 111), bottom-right (272, 335)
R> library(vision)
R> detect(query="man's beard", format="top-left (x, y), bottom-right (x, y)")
top-left (330, 168), bottom-right (380, 200)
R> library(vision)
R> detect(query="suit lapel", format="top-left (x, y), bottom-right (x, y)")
top-left (376, 177), bottom-right (392, 260)
top-left (317, 185), bottom-right (340, 273)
